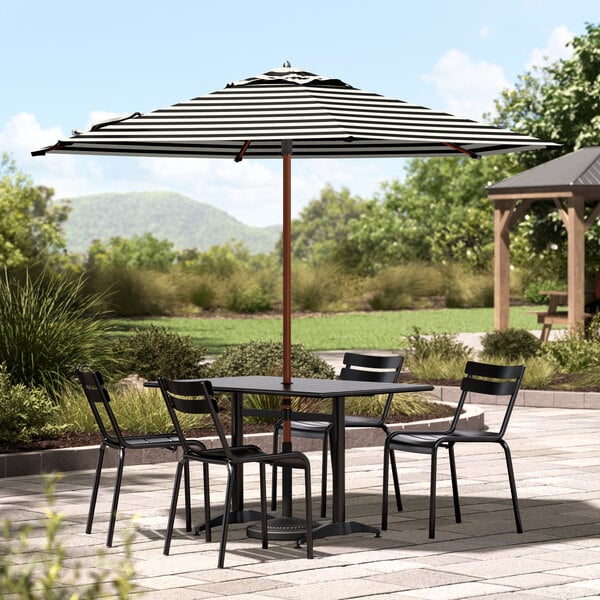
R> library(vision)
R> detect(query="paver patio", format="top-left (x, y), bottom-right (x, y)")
top-left (2, 404), bottom-right (600, 598)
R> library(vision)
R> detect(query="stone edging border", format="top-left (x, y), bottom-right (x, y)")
top-left (3, 384), bottom-right (598, 479)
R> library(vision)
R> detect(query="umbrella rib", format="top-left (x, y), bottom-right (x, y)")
top-left (235, 140), bottom-right (251, 162)
top-left (443, 142), bottom-right (481, 159)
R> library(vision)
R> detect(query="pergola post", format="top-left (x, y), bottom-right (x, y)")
top-left (567, 196), bottom-right (586, 334)
top-left (494, 199), bottom-right (513, 330)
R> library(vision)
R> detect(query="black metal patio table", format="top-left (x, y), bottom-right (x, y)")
top-left (199, 375), bottom-right (434, 542)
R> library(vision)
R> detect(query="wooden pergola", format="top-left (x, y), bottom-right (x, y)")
top-left (488, 147), bottom-right (600, 334)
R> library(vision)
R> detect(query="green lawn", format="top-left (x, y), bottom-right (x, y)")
top-left (113, 306), bottom-right (547, 354)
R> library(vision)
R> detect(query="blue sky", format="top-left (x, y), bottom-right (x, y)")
top-left (1, 1), bottom-right (597, 227)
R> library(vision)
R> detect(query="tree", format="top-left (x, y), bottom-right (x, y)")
top-left (282, 185), bottom-right (367, 265)
top-left (493, 22), bottom-right (600, 170)
top-left (0, 153), bottom-right (70, 269)
top-left (492, 22), bottom-right (600, 280)
top-left (86, 233), bottom-right (176, 272)
top-left (344, 155), bottom-right (514, 273)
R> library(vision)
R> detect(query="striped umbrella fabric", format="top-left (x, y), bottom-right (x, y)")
top-left (33, 66), bottom-right (554, 160)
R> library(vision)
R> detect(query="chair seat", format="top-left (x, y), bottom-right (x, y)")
top-left (389, 429), bottom-right (501, 451)
top-left (190, 444), bottom-right (310, 470)
top-left (121, 434), bottom-right (181, 448)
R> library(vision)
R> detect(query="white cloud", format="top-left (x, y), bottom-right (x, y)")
top-left (421, 49), bottom-right (511, 120)
top-left (526, 25), bottom-right (574, 71)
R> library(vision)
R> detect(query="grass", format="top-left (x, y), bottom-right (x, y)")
top-left (112, 306), bottom-right (547, 355)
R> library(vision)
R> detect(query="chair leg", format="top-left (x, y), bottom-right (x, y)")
top-left (203, 463), bottom-right (212, 543)
top-left (86, 443), bottom-right (106, 535)
top-left (390, 451), bottom-right (403, 512)
top-left (107, 447), bottom-right (125, 548)
top-left (381, 445), bottom-right (390, 530)
top-left (271, 427), bottom-right (280, 512)
top-left (428, 448), bottom-right (438, 539)
top-left (259, 463), bottom-right (268, 549)
top-left (304, 465), bottom-right (314, 559)
top-left (164, 460), bottom-right (184, 555)
top-left (447, 444), bottom-right (461, 524)
top-left (183, 460), bottom-right (192, 532)
top-left (218, 464), bottom-right (235, 569)
top-left (500, 440), bottom-right (523, 534)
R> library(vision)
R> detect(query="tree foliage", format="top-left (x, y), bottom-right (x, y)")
top-left (0, 153), bottom-right (70, 269)
top-left (284, 184), bottom-right (367, 265)
top-left (86, 232), bottom-right (176, 272)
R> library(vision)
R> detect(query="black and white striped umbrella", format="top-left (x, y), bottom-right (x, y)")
top-left (33, 65), bottom-right (556, 391)
top-left (34, 66), bottom-right (551, 160)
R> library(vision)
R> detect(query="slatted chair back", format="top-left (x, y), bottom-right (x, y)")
top-left (452, 361), bottom-right (525, 437)
top-left (158, 378), bottom-right (233, 457)
top-left (340, 352), bottom-right (404, 422)
top-left (76, 367), bottom-right (125, 447)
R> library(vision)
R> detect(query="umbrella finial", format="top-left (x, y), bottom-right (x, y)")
top-left (282, 60), bottom-right (291, 68)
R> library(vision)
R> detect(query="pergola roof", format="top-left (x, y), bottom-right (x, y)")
top-left (488, 146), bottom-right (600, 198)
top-left (487, 146), bottom-right (600, 334)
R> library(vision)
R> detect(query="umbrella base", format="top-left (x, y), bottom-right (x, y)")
top-left (194, 509), bottom-right (267, 535)
top-left (246, 516), bottom-right (320, 541)
top-left (246, 518), bottom-right (381, 543)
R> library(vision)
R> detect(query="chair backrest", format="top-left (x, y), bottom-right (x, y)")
top-left (453, 361), bottom-right (525, 437)
top-left (157, 378), bottom-right (233, 458)
top-left (340, 352), bottom-right (404, 422)
top-left (76, 366), bottom-right (125, 447)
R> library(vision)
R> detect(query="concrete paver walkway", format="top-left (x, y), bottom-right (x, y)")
top-left (2, 404), bottom-right (600, 598)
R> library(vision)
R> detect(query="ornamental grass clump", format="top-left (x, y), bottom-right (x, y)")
top-left (0, 268), bottom-right (113, 397)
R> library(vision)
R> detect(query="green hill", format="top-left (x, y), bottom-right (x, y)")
top-left (61, 191), bottom-right (281, 254)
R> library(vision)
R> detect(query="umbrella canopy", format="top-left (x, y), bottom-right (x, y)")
top-left (33, 64), bottom-right (556, 398)
top-left (34, 66), bottom-right (551, 160)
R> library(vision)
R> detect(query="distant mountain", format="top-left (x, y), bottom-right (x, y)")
top-left (61, 191), bottom-right (281, 254)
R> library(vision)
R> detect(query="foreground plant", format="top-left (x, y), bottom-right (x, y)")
top-left (0, 473), bottom-right (136, 599)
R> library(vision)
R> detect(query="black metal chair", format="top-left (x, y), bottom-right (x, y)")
top-left (271, 352), bottom-right (404, 517)
top-left (381, 360), bottom-right (525, 539)
top-left (76, 367), bottom-right (203, 547)
top-left (158, 377), bottom-right (314, 569)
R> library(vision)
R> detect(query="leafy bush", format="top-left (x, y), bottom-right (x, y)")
top-left (111, 325), bottom-right (207, 380)
top-left (480, 328), bottom-right (541, 361)
top-left (0, 268), bottom-right (113, 397)
top-left (0, 364), bottom-right (65, 442)
top-left (208, 341), bottom-right (335, 417)
top-left (1, 473), bottom-right (136, 598)
top-left (541, 314), bottom-right (600, 373)
top-left (188, 276), bottom-right (219, 310)
top-left (403, 328), bottom-right (473, 382)
top-left (522, 280), bottom-right (566, 304)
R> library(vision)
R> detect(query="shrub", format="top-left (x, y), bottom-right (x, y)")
top-left (405, 328), bottom-right (473, 362)
top-left (188, 276), bottom-right (219, 310)
top-left (292, 263), bottom-right (342, 312)
top-left (208, 341), bottom-right (335, 417)
top-left (225, 286), bottom-right (273, 313)
top-left (85, 266), bottom-right (177, 316)
top-left (541, 314), bottom-right (600, 373)
top-left (0, 268), bottom-right (113, 397)
top-left (440, 265), bottom-right (494, 308)
top-left (111, 325), bottom-right (207, 380)
top-left (480, 328), bottom-right (541, 361)
top-left (522, 280), bottom-right (565, 304)
top-left (0, 364), bottom-right (65, 442)
top-left (1, 473), bottom-right (136, 598)
top-left (368, 264), bottom-right (443, 310)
